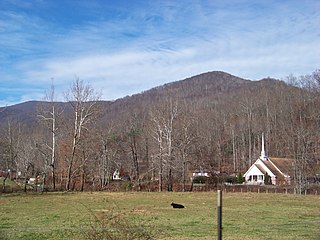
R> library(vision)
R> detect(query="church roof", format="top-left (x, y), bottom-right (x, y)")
top-left (262, 159), bottom-right (281, 176)
top-left (268, 158), bottom-right (294, 177)
top-left (255, 164), bottom-right (267, 175)
top-left (244, 157), bottom-right (294, 178)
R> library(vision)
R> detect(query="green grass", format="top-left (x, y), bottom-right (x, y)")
top-left (0, 191), bottom-right (320, 239)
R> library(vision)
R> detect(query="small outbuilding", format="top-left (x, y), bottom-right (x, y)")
top-left (112, 169), bottom-right (121, 181)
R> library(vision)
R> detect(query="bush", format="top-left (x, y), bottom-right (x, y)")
top-left (193, 176), bottom-right (208, 184)
top-left (82, 205), bottom-right (160, 240)
top-left (120, 182), bottom-right (133, 191)
top-left (225, 176), bottom-right (237, 184)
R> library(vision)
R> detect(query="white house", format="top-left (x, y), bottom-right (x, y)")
top-left (243, 134), bottom-right (292, 186)
top-left (192, 168), bottom-right (210, 178)
top-left (112, 169), bottom-right (121, 181)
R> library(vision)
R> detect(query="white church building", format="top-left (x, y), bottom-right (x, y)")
top-left (243, 134), bottom-right (293, 186)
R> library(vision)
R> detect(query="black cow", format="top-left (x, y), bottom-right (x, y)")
top-left (171, 202), bottom-right (185, 208)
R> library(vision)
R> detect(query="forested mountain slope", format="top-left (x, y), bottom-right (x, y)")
top-left (1, 71), bottom-right (319, 192)
top-left (0, 71), bottom-right (281, 127)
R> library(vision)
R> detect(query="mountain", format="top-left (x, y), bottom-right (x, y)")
top-left (3, 70), bottom-right (319, 192)
top-left (95, 71), bottom-right (287, 125)
top-left (0, 71), bottom-right (285, 129)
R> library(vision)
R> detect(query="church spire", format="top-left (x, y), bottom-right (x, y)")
top-left (260, 133), bottom-right (267, 160)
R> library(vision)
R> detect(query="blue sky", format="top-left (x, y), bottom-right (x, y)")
top-left (0, 0), bottom-right (319, 106)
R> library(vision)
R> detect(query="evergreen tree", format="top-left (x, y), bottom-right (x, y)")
top-left (264, 172), bottom-right (271, 185)
top-left (237, 173), bottom-right (244, 184)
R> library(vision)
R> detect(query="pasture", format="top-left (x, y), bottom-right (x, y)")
top-left (0, 191), bottom-right (320, 240)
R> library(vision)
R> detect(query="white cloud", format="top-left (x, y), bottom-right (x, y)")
top-left (14, 47), bottom-right (197, 100)
top-left (0, 0), bottom-right (319, 106)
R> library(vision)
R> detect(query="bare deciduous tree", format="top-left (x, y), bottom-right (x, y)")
top-left (149, 99), bottom-right (178, 191)
top-left (64, 78), bottom-right (101, 191)
top-left (37, 79), bottom-right (62, 190)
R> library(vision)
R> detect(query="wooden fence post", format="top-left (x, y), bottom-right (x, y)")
top-left (217, 190), bottom-right (222, 240)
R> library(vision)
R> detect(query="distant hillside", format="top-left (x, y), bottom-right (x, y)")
top-left (98, 71), bottom-right (287, 123)
top-left (116, 71), bottom-right (250, 102)
top-left (0, 101), bottom-right (65, 128)
top-left (0, 71), bottom-right (286, 129)
top-left (2, 70), bottom-right (319, 193)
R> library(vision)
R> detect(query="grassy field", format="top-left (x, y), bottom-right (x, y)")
top-left (0, 191), bottom-right (320, 240)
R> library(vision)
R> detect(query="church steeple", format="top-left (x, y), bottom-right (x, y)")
top-left (260, 133), bottom-right (268, 160)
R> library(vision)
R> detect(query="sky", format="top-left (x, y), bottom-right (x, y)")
top-left (0, 0), bottom-right (319, 106)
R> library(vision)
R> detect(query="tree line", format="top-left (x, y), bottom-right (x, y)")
top-left (1, 70), bottom-right (320, 193)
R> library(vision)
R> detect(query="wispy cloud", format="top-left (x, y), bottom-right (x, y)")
top-left (0, 0), bottom-right (319, 106)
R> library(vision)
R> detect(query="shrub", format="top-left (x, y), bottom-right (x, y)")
top-left (120, 182), bottom-right (133, 191)
top-left (192, 176), bottom-right (208, 184)
top-left (82, 205), bottom-right (160, 240)
top-left (225, 176), bottom-right (237, 184)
